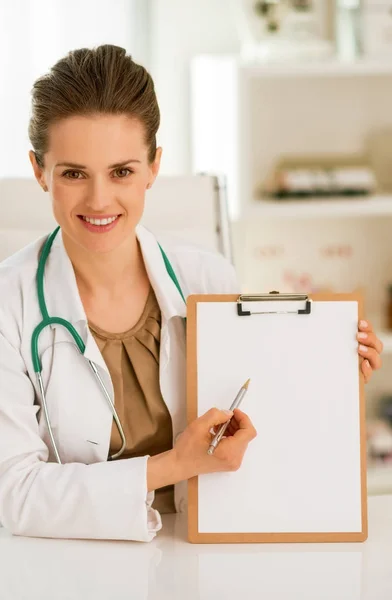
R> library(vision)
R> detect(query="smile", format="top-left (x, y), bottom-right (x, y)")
top-left (81, 215), bottom-right (119, 226)
top-left (77, 214), bottom-right (122, 233)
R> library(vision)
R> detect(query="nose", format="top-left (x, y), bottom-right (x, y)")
top-left (84, 177), bottom-right (112, 212)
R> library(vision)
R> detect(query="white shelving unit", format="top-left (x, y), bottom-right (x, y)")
top-left (191, 54), bottom-right (392, 496)
top-left (225, 57), bottom-right (392, 79)
top-left (245, 195), bottom-right (392, 219)
top-left (191, 54), bottom-right (392, 221)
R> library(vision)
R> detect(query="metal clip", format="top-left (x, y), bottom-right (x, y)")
top-left (237, 290), bottom-right (312, 317)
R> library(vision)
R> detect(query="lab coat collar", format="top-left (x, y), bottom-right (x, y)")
top-left (136, 224), bottom-right (187, 322)
top-left (45, 224), bottom-right (186, 331)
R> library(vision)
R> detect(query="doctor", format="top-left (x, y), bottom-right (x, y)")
top-left (0, 45), bottom-right (383, 543)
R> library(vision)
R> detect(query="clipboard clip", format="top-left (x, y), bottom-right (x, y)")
top-left (237, 291), bottom-right (312, 317)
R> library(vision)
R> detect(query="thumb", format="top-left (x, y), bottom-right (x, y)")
top-left (200, 407), bottom-right (234, 429)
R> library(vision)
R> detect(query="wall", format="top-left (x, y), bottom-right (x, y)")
top-left (0, 0), bottom-right (148, 177)
top-left (149, 0), bottom-right (240, 175)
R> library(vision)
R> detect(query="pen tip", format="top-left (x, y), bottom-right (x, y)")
top-left (243, 378), bottom-right (250, 390)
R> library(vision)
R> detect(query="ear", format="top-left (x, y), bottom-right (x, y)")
top-left (147, 147), bottom-right (162, 190)
top-left (29, 150), bottom-right (48, 191)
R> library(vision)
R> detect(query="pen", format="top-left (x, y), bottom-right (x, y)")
top-left (207, 378), bottom-right (250, 455)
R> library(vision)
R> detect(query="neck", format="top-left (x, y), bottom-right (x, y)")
top-left (63, 231), bottom-right (146, 298)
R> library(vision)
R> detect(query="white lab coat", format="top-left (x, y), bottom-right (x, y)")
top-left (0, 225), bottom-right (239, 541)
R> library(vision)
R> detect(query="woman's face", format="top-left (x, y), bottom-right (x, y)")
top-left (29, 114), bottom-right (161, 254)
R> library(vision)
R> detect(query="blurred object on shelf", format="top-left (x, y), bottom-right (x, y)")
top-left (283, 269), bottom-right (334, 293)
top-left (320, 244), bottom-right (353, 258)
top-left (367, 418), bottom-right (392, 464)
top-left (335, 0), bottom-right (362, 61)
top-left (387, 284), bottom-right (392, 331)
top-left (259, 154), bottom-right (376, 199)
top-left (380, 394), bottom-right (392, 427)
top-left (231, 0), bottom-right (334, 62)
top-left (367, 128), bottom-right (392, 193)
top-left (362, 1), bottom-right (392, 58)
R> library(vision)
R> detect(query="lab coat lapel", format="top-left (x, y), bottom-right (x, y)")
top-left (135, 225), bottom-right (186, 324)
top-left (135, 225), bottom-right (187, 428)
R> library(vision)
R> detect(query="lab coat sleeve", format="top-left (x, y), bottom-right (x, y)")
top-left (203, 252), bottom-right (241, 295)
top-left (221, 258), bottom-right (241, 293)
top-left (171, 247), bottom-right (241, 296)
top-left (0, 331), bottom-right (162, 541)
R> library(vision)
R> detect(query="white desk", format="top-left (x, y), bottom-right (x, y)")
top-left (0, 495), bottom-right (391, 600)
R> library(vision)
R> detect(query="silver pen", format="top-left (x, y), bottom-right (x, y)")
top-left (207, 378), bottom-right (250, 455)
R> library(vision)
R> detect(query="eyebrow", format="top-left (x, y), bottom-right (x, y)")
top-left (55, 159), bottom-right (141, 169)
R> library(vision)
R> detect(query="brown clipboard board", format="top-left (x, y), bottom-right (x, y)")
top-left (187, 292), bottom-right (368, 544)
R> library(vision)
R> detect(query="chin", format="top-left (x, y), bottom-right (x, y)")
top-left (77, 231), bottom-right (132, 255)
top-left (61, 219), bottom-right (133, 254)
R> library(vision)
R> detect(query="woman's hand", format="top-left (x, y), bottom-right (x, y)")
top-left (173, 407), bottom-right (257, 480)
top-left (147, 408), bottom-right (257, 492)
top-left (357, 319), bottom-right (383, 383)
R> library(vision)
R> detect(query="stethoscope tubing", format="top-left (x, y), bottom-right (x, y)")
top-left (33, 227), bottom-right (185, 464)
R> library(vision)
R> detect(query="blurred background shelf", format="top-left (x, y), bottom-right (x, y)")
top-left (241, 59), bottom-right (392, 79)
top-left (194, 55), bottom-right (392, 80)
top-left (194, 56), bottom-right (392, 80)
top-left (379, 332), bottom-right (392, 354)
top-left (243, 195), bottom-right (392, 219)
top-left (368, 464), bottom-right (392, 496)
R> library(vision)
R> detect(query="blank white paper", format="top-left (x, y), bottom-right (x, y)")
top-left (196, 300), bottom-right (362, 534)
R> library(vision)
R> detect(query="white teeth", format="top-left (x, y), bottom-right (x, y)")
top-left (83, 216), bottom-right (118, 225)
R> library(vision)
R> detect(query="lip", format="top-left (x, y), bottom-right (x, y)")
top-left (78, 214), bottom-right (121, 219)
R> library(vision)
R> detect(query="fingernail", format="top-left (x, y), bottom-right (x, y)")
top-left (358, 332), bottom-right (367, 340)
top-left (360, 320), bottom-right (368, 328)
top-left (359, 344), bottom-right (368, 352)
top-left (365, 360), bottom-right (370, 368)
top-left (223, 409), bottom-right (233, 416)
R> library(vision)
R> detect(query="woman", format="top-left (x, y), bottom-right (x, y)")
top-left (0, 45), bottom-right (383, 542)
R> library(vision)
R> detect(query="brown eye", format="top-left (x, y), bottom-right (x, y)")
top-left (63, 170), bottom-right (82, 179)
top-left (114, 168), bottom-right (133, 178)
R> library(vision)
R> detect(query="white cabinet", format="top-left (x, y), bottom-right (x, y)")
top-left (191, 54), bottom-right (392, 494)
top-left (191, 54), bottom-right (392, 219)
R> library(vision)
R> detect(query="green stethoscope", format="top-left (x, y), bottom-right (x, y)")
top-left (33, 226), bottom-right (186, 465)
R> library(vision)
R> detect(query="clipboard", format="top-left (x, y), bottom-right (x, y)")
top-left (187, 292), bottom-right (367, 544)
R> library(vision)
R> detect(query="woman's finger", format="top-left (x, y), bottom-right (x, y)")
top-left (228, 415), bottom-right (240, 431)
top-left (231, 409), bottom-right (257, 442)
top-left (361, 358), bottom-right (372, 383)
top-left (357, 330), bottom-right (383, 354)
top-left (200, 407), bottom-right (233, 429)
top-left (225, 422), bottom-right (237, 437)
top-left (211, 418), bottom-right (237, 437)
top-left (358, 319), bottom-right (373, 334)
top-left (358, 344), bottom-right (382, 371)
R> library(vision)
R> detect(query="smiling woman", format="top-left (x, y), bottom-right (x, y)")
top-left (28, 45), bottom-right (161, 261)
top-left (0, 44), bottom-right (260, 543)
top-left (0, 43), bottom-right (382, 545)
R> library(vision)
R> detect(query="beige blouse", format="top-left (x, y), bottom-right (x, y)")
top-left (88, 287), bottom-right (176, 514)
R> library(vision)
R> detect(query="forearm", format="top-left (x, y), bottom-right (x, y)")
top-left (147, 450), bottom-right (184, 492)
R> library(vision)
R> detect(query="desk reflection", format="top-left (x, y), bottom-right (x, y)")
top-left (1, 502), bottom-right (392, 600)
